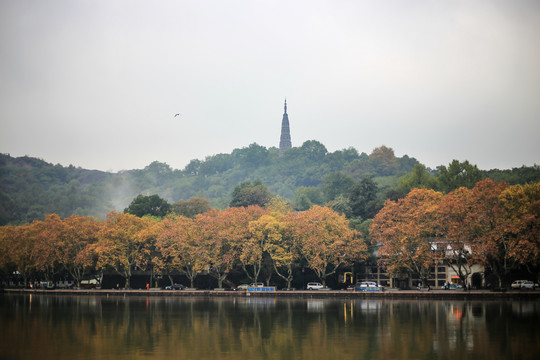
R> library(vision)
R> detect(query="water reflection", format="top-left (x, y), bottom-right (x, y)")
top-left (1, 294), bottom-right (539, 360)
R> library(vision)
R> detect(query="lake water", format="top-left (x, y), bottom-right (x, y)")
top-left (1, 294), bottom-right (539, 360)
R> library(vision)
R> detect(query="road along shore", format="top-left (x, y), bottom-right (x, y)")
top-left (3, 288), bottom-right (540, 300)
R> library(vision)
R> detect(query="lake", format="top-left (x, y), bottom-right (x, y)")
top-left (1, 293), bottom-right (539, 360)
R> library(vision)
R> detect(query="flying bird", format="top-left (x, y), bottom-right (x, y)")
top-left (174, 113), bottom-right (181, 117)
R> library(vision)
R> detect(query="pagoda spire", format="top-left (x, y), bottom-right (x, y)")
top-left (279, 98), bottom-right (292, 156)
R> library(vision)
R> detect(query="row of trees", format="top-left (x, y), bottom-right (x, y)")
top-left (0, 200), bottom-right (366, 289)
top-left (2, 176), bottom-right (538, 290)
top-left (371, 179), bottom-right (540, 288)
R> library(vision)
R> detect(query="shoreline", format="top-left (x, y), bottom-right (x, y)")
top-left (3, 288), bottom-right (540, 300)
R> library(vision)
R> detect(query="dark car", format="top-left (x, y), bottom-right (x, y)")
top-left (165, 283), bottom-right (186, 290)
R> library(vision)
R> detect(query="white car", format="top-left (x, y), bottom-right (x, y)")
top-left (521, 281), bottom-right (535, 289)
top-left (236, 283), bottom-right (264, 290)
top-left (306, 282), bottom-right (324, 290)
top-left (511, 280), bottom-right (527, 289)
top-left (357, 281), bottom-right (382, 289)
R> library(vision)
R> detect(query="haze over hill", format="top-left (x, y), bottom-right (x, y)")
top-left (2, 140), bottom-right (539, 227)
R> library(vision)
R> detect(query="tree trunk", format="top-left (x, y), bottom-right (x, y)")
top-left (241, 262), bottom-right (262, 284)
top-left (273, 263), bottom-right (293, 289)
top-left (184, 265), bottom-right (197, 288)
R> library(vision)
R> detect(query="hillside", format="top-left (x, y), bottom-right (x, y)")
top-left (1, 140), bottom-right (538, 226)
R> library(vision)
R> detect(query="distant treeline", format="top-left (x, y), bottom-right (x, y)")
top-left (1, 141), bottom-right (539, 226)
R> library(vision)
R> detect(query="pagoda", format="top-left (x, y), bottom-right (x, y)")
top-left (279, 99), bottom-right (292, 156)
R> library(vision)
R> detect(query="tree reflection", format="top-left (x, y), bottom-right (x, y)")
top-left (1, 295), bottom-right (539, 360)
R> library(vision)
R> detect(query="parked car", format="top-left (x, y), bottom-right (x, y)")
top-left (520, 281), bottom-right (535, 289)
top-left (357, 281), bottom-right (382, 289)
top-left (235, 283), bottom-right (264, 290)
top-left (511, 280), bottom-right (528, 289)
top-left (306, 282), bottom-right (324, 290)
top-left (165, 283), bottom-right (186, 290)
top-left (38, 281), bottom-right (55, 290)
top-left (442, 283), bottom-right (462, 290)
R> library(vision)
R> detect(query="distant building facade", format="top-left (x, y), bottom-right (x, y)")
top-left (355, 240), bottom-right (486, 289)
top-left (279, 99), bottom-right (292, 156)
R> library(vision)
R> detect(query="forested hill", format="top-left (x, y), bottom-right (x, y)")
top-left (1, 140), bottom-right (539, 226)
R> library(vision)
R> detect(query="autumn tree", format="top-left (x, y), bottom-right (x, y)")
top-left (154, 217), bottom-right (184, 286)
top-left (56, 215), bottom-right (100, 287)
top-left (31, 214), bottom-right (64, 281)
top-left (95, 212), bottom-right (156, 288)
top-left (0, 226), bottom-right (11, 281)
top-left (244, 197), bottom-right (296, 286)
top-left (171, 197), bottom-right (211, 218)
top-left (466, 179), bottom-right (511, 288)
top-left (195, 206), bottom-right (265, 288)
top-left (498, 182), bottom-right (540, 276)
top-left (223, 206), bottom-right (268, 284)
top-left (437, 187), bottom-right (476, 285)
top-left (293, 206), bottom-right (367, 286)
top-left (369, 145), bottom-right (398, 176)
top-left (155, 215), bottom-right (207, 288)
top-left (0, 224), bottom-right (35, 286)
top-left (370, 188), bottom-right (443, 287)
top-left (246, 214), bottom-right (279, 285)
top-left (264, 197), bottom-right (299, 289)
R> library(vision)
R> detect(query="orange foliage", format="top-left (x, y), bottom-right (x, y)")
top-left (293, 206), bottom-right (366, 285)
top-left (370, 189), bottom-right (443, 284)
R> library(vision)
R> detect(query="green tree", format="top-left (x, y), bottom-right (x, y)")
top-left (436, 160), bottom-right (484, 193)
top-left (321, 172), bottom-right (355, 202)
top-left (230, 180), bottom-right (272, 207)
top-left (171, 197), bottom-right (211, 218)
top-left (298, 140), bottom-right (328, 162)
top-left (327, 195), bottom-right (352, 217)
top-left (232, 143), bottom-right (270, 169)
top-left (387, 164), bottom-right (436, 200)
top-left (294, 186), bottom-right (324, 211)
top-left (348, 176), bottom-right (380, 220)
top-left (124, 194), bottom-right (171, 218)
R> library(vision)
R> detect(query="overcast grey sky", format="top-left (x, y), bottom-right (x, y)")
top-left (1, 0), bottom-right (539, 172)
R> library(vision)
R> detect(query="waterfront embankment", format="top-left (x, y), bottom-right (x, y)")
top-left (3, 288), bottom-right (540, 300)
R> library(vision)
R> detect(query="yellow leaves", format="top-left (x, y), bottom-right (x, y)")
top-left (265, 196), bottom-right (292, 218)
top-left (96, 212), bottom-right (158, 272)
top-left (249, 214), bottom-right (283, 244)
top-left (292, 206), bottom-right (367, 279)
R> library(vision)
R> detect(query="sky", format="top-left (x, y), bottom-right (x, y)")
top-left (1, 0), bottom-right (539, 172)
